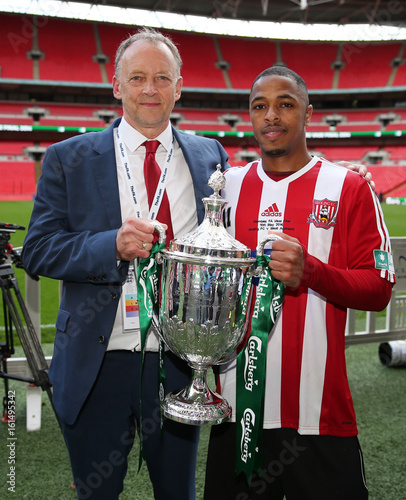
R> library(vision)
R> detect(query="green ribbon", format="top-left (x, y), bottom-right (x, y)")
top-left (136, 240), bottom-right (165, 470)
top-left (235, 254), bottom-right (285, 484)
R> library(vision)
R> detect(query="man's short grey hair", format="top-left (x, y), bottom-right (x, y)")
top-left (114, 27), bottom-right (183, 78)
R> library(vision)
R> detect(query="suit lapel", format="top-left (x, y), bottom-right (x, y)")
top-left (90, 119), bottom-right (122, 230)
top-left (89, 123), bottom-right (222, 230)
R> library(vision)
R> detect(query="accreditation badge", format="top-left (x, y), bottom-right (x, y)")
top-left (122, 262), bottom-right (140, 331)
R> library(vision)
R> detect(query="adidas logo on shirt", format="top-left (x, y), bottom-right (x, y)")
top-left (261, 203), bottom-right (282, 217)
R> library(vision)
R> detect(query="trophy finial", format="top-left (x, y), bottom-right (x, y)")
top-left (208, 164), bottom-right (225, 196)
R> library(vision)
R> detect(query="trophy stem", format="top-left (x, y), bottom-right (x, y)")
top-left (161, 365), bottom-right (232, 426)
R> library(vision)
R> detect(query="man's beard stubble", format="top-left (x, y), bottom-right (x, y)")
top-left (264, 148), bottom-right (287, 157)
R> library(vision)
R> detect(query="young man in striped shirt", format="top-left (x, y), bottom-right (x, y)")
top-left (204, 67), bottom-right (394, 500)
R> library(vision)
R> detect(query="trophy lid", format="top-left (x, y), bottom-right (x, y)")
top-left (162, 165), bottom-right (255, 267)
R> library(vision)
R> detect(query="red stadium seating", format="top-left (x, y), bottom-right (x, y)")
top-left (0, 161), bottom-right (36, 200)
top-left (387, 184), bottom-right (406, 198)
top-left (386, 146), bottom-right (406, 161)
top-left (343, 110), bottom-right (383, 122)
top-left (0, 102), bottom-right (30, 114)
top-left (178, 122), bottom-right (232, 132)
top-left (338, 42), bottom-right (400, 88)
top-left (335, 123), bottom-right (382, 132)
top-left (306, 124), bottom-right (333, 132)
top-left (39, 117), bottom-right (106, 128)
top-left (0, 14), bottom-right (33, 79)
top-left (366, 166), bottom-right (406, 197)
top-left (0, 13), bottom-right (404, 93)
top-left (44, 104), bottom-right (104, 116)
top-left (386, 122), bottom-right (406, 131)
top-left (392, 56), bottom-right (406, 87)
top-left (97, 23), bottom-right (135, 82)
top-left (37, 17), bottom-right (101, 82)
top-left (0, 14), bottom-right (405, 202)
top-left (0, 116), bottom-right (34, 125)
top-left (0, 141), bottom-right (33, 155)
top-left (216, 37), bottom-right (278, 89)
top-left (168, 32), bottom-right (225, 89)
top-left (310, 146), bottom-right (378, 161)
top-left (178, 109), bottom-right (227, 121)
top-left (280, 41), bottom-right (336, 90)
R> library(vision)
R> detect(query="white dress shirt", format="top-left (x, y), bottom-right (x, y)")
top-left (107, 117), bottom-right (198, 351)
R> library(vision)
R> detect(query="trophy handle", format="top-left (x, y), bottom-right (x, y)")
top-left (151, 220), bottom-right (166, 245)
top-left (255, 233), bottom-right (282, 274)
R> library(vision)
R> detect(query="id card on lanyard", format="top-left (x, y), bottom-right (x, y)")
top-left (122, 262), bottom-right (139, 330)
top-left (115, 126), bottom-right (174, 331)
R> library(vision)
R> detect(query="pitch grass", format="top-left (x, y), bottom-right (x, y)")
top-left (0, 201), bottom-right (405, 498)
top-left (0, 343), bottom-right (405, 499)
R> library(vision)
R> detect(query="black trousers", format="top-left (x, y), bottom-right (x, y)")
top-left (204, 423), bottom-right (368, 500)
top-left (60, 350), bottom-right (199, 500)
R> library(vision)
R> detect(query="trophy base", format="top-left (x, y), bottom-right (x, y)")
top-left (161, 365), bottom-right (232, 425)
top-left (161, 390), bottom-right (231, 426)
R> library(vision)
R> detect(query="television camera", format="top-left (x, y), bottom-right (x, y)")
top-left (0, 222), bottom-right (58, 425)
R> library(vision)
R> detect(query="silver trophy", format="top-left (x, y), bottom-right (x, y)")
top-left (153, 165), bottom-right (276, 425)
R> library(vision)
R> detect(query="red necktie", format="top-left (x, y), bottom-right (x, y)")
top-left (143, 140), bottom-right (174, 246)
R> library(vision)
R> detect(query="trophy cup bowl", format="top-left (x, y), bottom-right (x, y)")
top-left (155, 166), bottom-right (256, 425)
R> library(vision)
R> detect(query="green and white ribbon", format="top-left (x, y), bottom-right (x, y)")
top-left (136, 240), bottom-right (165, 469)
top-left (236, 254), bottom-right (285, 483)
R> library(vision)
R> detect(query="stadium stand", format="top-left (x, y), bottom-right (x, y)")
top-left (98, 25), bottom-right (226, 88)
top-left (168, 31), bottom-right (226, 89)
top-left (366, 166), bottom-right (406, 197)
top-left (338, 42), bottom-right (401, 88)
top-left (0, 102), bottom-right (30, 114)
top-left (216, 37), bottom-right (278, 89)
top-left (0, 116), bottom-right (34, 125)
top-left (280, 41), bottom-right (336, 90)
top-left (0, 141), bottom-right (33, 156)
top-left (39, 117), bottom-right (106, 128)
top-left (91, 22), bottom-right (131, 82)
top-left (178, 122), bottom-right (232, 131)
top-left (390, 43), bottom-right (406, 87)
top-left (385, 146), bottom-right (406, 163)
top-left (0, 14), bottom-right (34, 79)
top-left (37, 17), bottom-right (101, 82)
top-left (0, 161), bottom-right (36, 200)
top-left (387, 184), bottom-right (406, 198)
top-left (0, 12), bottom-right (404, 92)
top-left (309, 146), bottom-right (379, 162)
top-left (335, 123), bottom-right (382, 132)
top-left (0, 13), bottom-right (405, 200)
top-left (386, 122), bottom-right (406, 132)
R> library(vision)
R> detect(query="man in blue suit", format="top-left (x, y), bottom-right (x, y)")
top-left (22, 28), bottom-right (229, 500)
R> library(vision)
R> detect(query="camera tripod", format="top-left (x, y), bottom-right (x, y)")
top-left (0, 260), bottom-right (60, 427)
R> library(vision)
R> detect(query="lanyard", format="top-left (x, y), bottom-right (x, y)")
top-left (114, 126), bottom-right (174, 220)
top-left (115, 126), bottom-right (172, 468)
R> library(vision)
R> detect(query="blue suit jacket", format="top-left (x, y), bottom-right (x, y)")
top-left (22, 118), bottom-right (229, 425)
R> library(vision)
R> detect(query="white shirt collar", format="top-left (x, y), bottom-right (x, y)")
top-left (118, 116), bottom-right (173, 153)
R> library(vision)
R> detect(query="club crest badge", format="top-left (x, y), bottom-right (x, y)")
top-left (308, 198), bottom-right (338, 229)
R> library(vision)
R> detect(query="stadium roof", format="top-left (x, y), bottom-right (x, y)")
top-left (70, 0), bottom-right (405, 27)
top-left (2, 0), bottom-right (406, 41)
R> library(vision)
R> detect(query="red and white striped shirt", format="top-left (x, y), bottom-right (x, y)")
top-left (220, 156), bottom-right (394, 436)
